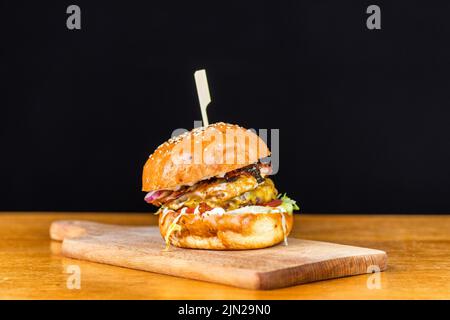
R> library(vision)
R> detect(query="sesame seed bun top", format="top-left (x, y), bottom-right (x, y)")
top-left (142, 122), bottom-right (270, 191)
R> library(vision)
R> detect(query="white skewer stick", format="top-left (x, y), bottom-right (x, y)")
top-left (194, 69), bottom-right (211, 127)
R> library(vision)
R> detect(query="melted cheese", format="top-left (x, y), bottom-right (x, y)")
top-left (166, 175), bottom-right (266, 210)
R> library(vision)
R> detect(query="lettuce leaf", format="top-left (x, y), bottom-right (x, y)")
top-left (277, 193), bottom-right (300, 213)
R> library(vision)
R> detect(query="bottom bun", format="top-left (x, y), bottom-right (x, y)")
top-left (159, 209), bottom-right (294, 250)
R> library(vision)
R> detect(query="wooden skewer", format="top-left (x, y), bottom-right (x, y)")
top-left (194, 69), bottom-right (211, 127)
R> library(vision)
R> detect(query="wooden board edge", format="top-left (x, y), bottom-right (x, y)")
top-left (255, 252), bottom-right (388, 290)
top-left (61, 238), bottom-right (263, 290)
top-left (50, 220), bottom-right (88, 241)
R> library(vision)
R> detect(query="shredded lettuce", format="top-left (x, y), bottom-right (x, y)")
top-left (163, 211), bottom-right (186, 250)
top-left (164, 222), bottom-right (182, 250)
top-left (277, 193), bottom-right (300, 214)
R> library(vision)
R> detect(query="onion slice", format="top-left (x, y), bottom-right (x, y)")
top-left (144, 190), bottom-right (171, 203)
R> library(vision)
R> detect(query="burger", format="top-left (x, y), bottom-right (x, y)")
top-left (142, 122), bottom-right (299, 250)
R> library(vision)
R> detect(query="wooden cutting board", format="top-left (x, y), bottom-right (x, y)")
top-left (50, 220), bottom-right (387, 290)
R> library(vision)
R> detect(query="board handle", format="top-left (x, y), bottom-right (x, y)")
top-left (50, 220), bottom-right (121, 241)
top-left (50, 220), bottom-right (87, 241)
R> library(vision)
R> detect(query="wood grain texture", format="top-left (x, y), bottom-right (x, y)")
top-left (0, 213), bottom-right (449, 299)
top-left (49, 220), bottom-right (387, 289)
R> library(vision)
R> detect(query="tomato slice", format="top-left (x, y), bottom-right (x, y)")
top-left (264, 199), bottom-right (282, 207)
top-left (184, 207), bottom-right (195, 214)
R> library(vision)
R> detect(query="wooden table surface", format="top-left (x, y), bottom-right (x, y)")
top-left (0, 213), bottom-right (449, 300)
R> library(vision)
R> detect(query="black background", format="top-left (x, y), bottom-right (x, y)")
top-left (2, 1), bottom-right (450, 213)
